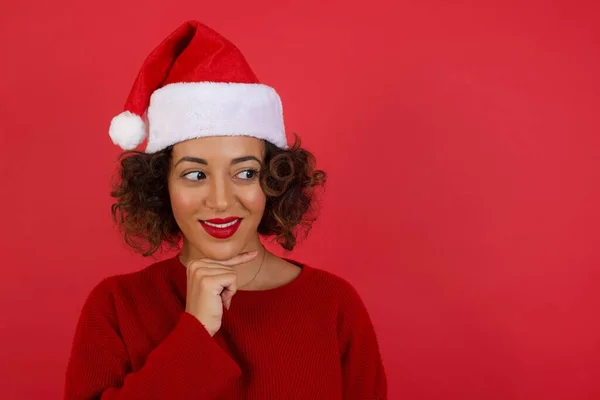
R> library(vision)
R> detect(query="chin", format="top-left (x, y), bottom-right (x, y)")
top-left (196, 240), bottom-right (249, 261)
top-left (182, 221), bottom-right (259, 261)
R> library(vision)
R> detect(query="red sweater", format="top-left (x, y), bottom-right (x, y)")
top-left (64, 256), bottom-right (387, 399)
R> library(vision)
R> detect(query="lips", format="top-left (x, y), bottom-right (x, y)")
top-left (199, 217), bottom-right (242, 239)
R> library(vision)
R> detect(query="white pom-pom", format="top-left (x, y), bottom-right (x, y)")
top-left (108, 111), bottom-right (147, 150)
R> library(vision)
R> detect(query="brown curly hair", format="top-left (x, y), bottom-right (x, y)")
top-left (110, 135), bottom-right (326, 257)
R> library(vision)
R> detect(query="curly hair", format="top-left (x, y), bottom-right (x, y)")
top-left (110, 135), bottom-right (326, 257)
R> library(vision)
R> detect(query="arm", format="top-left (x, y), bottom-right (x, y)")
top-left (338, 283), bottom-right (388, 400)
top-left (64, 279), bottom-right (241, 400)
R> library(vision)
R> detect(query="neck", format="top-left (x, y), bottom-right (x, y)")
top-left (178, 235), bottom-right (269, 288)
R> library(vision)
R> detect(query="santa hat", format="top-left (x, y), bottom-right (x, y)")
top-left (108, 20), bottom-right (287, 153)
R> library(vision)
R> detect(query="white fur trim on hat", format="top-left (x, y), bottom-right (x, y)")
top-left (144, 82), bottom-right (287, 153)
top-left (109, 111), bottom-right (148, 150)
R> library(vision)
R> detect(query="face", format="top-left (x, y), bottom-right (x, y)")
top-left (168, 136), bottom-right (267, 261)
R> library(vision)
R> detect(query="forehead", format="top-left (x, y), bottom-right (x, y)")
top-left (171, 136), bottom-right (265, 159)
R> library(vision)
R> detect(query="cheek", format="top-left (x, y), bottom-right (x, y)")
top-left (168, 185), bottom-right (198, 217)
top-left (239, 185), bottom-right (267, 214)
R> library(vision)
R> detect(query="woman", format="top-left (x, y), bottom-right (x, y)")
top-left (64, 20), bottom-right (387, 399)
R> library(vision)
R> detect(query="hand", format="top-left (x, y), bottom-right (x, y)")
top-left (184, 250), bottom-right (258, 336)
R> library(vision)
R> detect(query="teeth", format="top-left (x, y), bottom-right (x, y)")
top-left (204, 219), bottom-right (239, 228)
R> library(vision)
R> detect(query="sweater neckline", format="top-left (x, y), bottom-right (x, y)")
top-left (170, 254), bottom-right (311, 300)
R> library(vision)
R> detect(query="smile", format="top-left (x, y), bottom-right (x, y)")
top-left (203, 219), bottom-right (239, 228)
top-left (199, 217), bottom-right (242, 239)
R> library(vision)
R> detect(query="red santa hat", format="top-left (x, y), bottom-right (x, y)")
top-left (108, 20), bottom-right (287, 153)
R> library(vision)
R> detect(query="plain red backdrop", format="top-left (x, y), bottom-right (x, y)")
top-left (1, 0), bottom-right (599, 399)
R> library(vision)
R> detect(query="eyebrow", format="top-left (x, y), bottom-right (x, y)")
top-left (174, 155), bottom-right (262, 167)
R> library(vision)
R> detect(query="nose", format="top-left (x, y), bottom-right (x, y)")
top-left (204, 175), bottom-right (233, 212)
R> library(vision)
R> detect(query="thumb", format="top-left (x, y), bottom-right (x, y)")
top-left (221, 290), bottom-right (233, 310)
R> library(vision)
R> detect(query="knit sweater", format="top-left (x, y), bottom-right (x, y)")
top-left (64, 256), bottom-right (388, 399)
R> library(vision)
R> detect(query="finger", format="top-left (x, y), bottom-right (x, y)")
top-left (220, 275), bottom-right (238, 309)
top-left (221, 287), bottom-right (236, 304)
top-left (201, 250), bottom-right (258, 266)
top-left (221, 288), bottom-right (235, 310)
top-left (222, 294), bottom-right (231, 310)
top-left (190, 266), bottom-right (236, 281)
top-left (187, 258), bottom-right (235, 272)
top-left (201, 250), bottom-right (259, 267)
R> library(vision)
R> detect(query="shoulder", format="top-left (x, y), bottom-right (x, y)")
top-left (82, 257), bottom-right (175, 310)
top-left (302, 263), bottom-right (378, 349)
top-left (301, 263), bottom-right (370, 314)
top-left (102, 256), bottom-right (174, 288)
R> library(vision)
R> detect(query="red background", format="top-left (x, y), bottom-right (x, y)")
top-left (1, 1), bottom-right (599, 399)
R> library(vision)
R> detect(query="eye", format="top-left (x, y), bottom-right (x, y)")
top-left (182, 171), bottom-right (206, 181)
top-left (236, 169), bottom-right (258, 180)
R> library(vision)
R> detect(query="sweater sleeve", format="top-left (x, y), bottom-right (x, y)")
top-left (338, 281), bottom-right (388, 400)
top-left (64, 278), bottom-right (241, 400)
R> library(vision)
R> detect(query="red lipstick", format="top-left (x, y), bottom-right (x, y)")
top-left (199, 217), bottom-right (242, 239)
